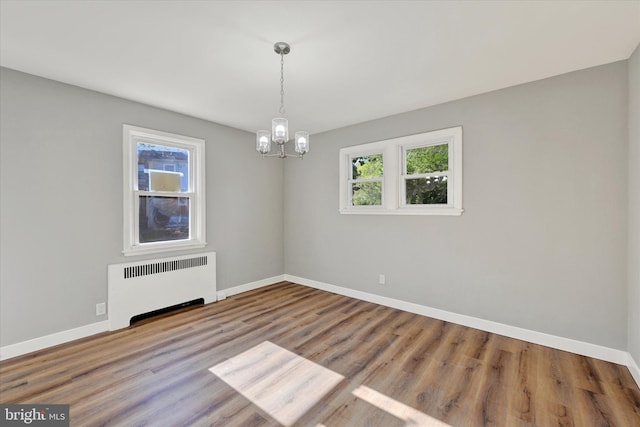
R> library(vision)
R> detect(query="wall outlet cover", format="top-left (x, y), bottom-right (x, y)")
top-left (96, 302), bottom-right (106, 316)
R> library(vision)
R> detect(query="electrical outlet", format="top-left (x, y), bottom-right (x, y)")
top-left (379, 274), bottom-right (386, 285)
top-left (96, 302), bottom-right (106, 316)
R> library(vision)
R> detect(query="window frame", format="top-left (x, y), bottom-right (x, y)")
top-left (339, 126), bottom-right (463, 216)
top-left (123, 125), bottom-right (206, 256)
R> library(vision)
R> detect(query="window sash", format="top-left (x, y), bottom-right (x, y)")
top-left (347, 178), bottom-right (384, 207)
top-left (135, 140), bottom-right (193, 193)
top-left (400, 141), bottom-right (452, 207)
top-left (135, 194), bottom-right (192, 244)
top-left (346, 151), bottom-right (385, 208)
top-left (349, 153), bottom-right (384, 180)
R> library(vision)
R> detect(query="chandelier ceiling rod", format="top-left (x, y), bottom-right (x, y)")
top-left (277, 42), bottom-right (287, 116)
top-left (256, 42), bottom-right (309, 159)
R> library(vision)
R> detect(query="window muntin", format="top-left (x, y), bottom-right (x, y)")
top-left (339, 126), bottom-right (462, 215)
top-left (349, 153), bottom-right (383, 206)
top-left (123, 125), bottom-right (206, 255)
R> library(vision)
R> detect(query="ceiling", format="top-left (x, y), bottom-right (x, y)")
top-left (1, 1), bottom-right (639, 135)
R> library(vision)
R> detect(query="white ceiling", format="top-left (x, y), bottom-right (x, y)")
top-left (1, 1), bottom-right (639, 135)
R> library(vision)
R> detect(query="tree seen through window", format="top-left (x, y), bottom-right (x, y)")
top-left (351, 154), bottom-right (383, 206)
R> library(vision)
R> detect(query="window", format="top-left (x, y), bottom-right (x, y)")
top-left (339, 126), bottom-right (462, 215)
top-left (123, 125), bottom-right (206, 255)
top-left (349, 153), bottom-right (384, 207)
top-left (401, 142), bottom-right (450, 207)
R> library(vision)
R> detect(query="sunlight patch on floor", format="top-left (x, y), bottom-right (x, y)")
top-left (352, 385), bottom-right (451, 426)
top-left (210, 341), bottom-right (451, 426)
top-left (209, 341), bottom-right (344, 426)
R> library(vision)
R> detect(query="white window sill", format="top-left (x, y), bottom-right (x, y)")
top-left (123, 241), bottom-right (207, 257)
top-left (339, 208), bottom-right (463, 216)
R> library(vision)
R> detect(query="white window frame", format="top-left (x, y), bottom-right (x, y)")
top-left (339, 126), bottom-right (463, 215)
top-left (123, 125), bottom-right (206, 256)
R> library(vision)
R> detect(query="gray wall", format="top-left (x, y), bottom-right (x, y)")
top-left (284, 61), bottom-right (629, 350)
top-left (2, 57), bottom-right (634, 354)
top-left (629, 43), bottom-right (640, 363)
top-left (0, 68), bottom-right (284, 347)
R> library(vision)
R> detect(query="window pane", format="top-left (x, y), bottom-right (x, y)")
top-left (137, 142), bottom-right (189, 192)
top-left (352, 154), bottom-right (383, 179)
top-left (405, 177), bottom-right (447, 205)
top-left (352, 182), bottom-right (382, 206)
top-left (139, 196), bottom-right (189, 243)
top-left (406, 144), bottom-right (448, 175)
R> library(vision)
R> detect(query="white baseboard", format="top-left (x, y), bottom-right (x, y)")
top-left (0, 320), bottom-right (109, 361)
top-left (217, 275), bottom-right (286, 300)
top-left (285, 274), bottom-right (629, 366)
top-left (628, 352), bottom-right (640, 389)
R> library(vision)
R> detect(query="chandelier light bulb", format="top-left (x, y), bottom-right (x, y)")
top-left (256, 130), bottom-right (271, 154)
top-left (294, 131), bottom-right (309, 154)
top-left (271, 117), bottom-right (289, 144)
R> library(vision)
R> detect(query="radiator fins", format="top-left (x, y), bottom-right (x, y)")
top-left (123, 255), bottom-right (208, 279)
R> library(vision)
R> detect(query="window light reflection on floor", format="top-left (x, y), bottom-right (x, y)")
top-left (209, 341), bottom-right (451, 426)
top-left (352, 385), bottom-right (451, 426)
top-left (209, 341), bottom-right (344, 426)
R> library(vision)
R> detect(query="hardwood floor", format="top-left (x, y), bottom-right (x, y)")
top-left (1, 282), bottom-right (639, 426)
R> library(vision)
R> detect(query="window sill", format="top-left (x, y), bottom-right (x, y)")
top-left (123, 241), bottom-right (207, 257)
top-left (339, 208), bottom-right (463, 216)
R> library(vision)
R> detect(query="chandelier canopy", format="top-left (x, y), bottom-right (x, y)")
top-left (256, 42), bottom-right (309, 159)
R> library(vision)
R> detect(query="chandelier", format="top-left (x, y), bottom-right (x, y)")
top-left (256, 42), bottom-right (309, 158)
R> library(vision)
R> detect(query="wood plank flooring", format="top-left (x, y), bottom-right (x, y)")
top-left (1, 282), bottom-right (639, 426)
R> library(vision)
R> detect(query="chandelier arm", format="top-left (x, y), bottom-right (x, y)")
top-left (261, 147), bottom-right (304, 159)
top-left (260, 151), bottom-right (305, 159)
top-left (261, 154), bottom-right (303, 159)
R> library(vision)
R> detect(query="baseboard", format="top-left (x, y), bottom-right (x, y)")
top-left (285, 274), bottom-right (629, 366)
top-left (217, 275), bottom-right (286, 300)
top-left (0, 320), bottom-right (109, 361)
top-left (628, 352), bottom-right (640, 389)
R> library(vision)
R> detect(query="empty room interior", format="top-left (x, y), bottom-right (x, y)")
top-left (1, 1), bottom-right (640, 426)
